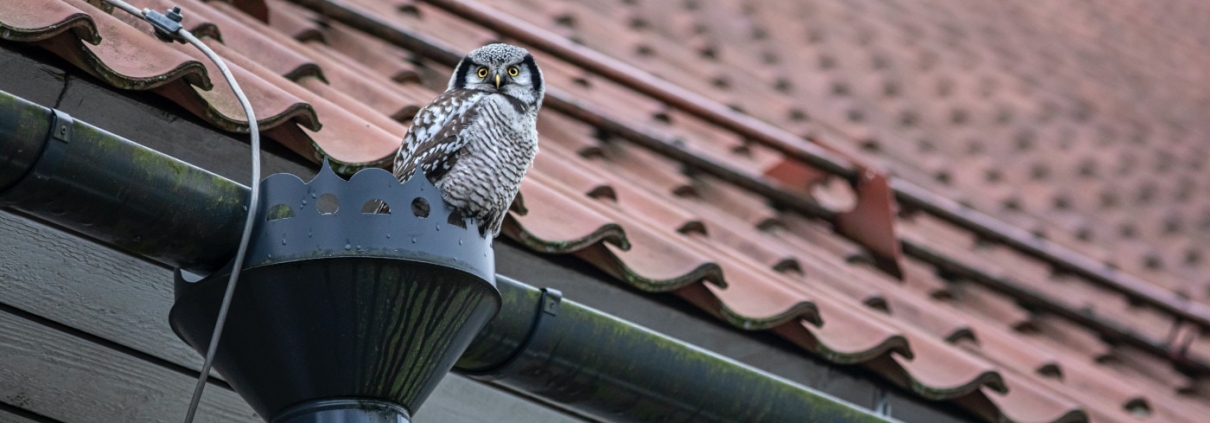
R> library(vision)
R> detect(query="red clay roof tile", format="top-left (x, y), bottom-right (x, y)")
top-left (961, 371), bottom-right (1086, 423)
top-left (505, 175), bottom-right (627, 254)
top-left (135, 0), bottom-right (322, 81)
top-left (199, 40), bottom-right (398, 166)
top-left (157, 38), bottom-right (318, 132)
top-left (311, 21), bottom-right (421, 84)
top-left (265, 0), bottom-right (323, 42)
top-left (0, 0), bottom-right (98, 44)
top-left (40, 0), bottom-right (208, 90)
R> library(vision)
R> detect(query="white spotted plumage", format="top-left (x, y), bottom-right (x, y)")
top-left (392, 44), bottom-right (544, 237)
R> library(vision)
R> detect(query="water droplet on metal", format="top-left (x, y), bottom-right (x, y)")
top-left (458, 239), bottom-right (463, 245)
top-left (344, 243), bottom-right (352, 251)
top-left (435, 224), bottom-right (441, 231)
top-left (411, 237), bottom-right (417, 244)
top-left (311, 192), bottom-right (317, 199)
top-left (386, 233), bottom-right (391, 239)
top-left (281, 237), bottom-right (287, 245)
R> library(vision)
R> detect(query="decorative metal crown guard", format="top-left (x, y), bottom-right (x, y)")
top-left (247, 160), bottom-right (494, 283)
top-left (169, 161), bottom-right (500, 422)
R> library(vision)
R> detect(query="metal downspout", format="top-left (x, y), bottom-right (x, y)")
top-left (0, 90), bottom-right (898, 423)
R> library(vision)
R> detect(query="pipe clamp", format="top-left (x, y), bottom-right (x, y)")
top-left (464, 287), bottom-right (561, 381)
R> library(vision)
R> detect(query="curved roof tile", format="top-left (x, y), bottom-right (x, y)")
top-left (0, 0), bottom-right (98, 44)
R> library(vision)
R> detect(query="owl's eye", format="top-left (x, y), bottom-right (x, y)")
top-left (507, 66), bottom-right (520, 77)
top-left (476, 67), bottom-right (489, 78)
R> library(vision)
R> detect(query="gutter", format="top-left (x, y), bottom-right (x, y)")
top-left (0, 91), bottom-right (246, 274)
top-left (0, 90), bottom-right (898, 423)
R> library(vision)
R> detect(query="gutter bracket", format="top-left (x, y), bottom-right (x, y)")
top-left (465, 287), bottom-right (562, 382)
top-left (40, 109), bottom-right (73, 180)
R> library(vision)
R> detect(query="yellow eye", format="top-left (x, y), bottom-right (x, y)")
top-left (476, 67), bottom-right (489, 78)
top-left (507, 66), bottom-right (520, 77)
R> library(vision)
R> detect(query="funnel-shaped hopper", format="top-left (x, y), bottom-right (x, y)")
top-left (170, 163), bottom-right (499, 422)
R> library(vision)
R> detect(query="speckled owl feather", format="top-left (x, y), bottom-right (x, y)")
top-left (392, 44), bottom-right (544, 237)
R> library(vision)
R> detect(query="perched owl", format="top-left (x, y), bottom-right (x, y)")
top-left (392, 43), bottom-right (544, 237)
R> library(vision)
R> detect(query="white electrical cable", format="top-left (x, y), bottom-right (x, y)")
top-left (176, 29), bottom-right (261, 423)
top-left (101, 2), bottom-right (262, 422)
top-left (105, 0), bottom-right (143, 16)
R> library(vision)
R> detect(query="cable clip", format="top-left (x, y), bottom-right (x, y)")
top-left (146, 6), bottom-right (185, 43)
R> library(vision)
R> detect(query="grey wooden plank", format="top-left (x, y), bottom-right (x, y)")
top-left (0, 212), bottom-right (202, 371)
top-left (0, 308), bottom-right (259, 423)
top-left (0, 413), bottom-right (39, 423)
top-left (419, 375), bottom-right (585, 423)
top-left (0, 45), bottom-right (66, 108)
top-left (0, 406), bottom-right (47, 423)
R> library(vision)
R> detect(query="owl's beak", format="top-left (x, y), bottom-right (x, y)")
top-left (495, 73), bottom-right (501, 88)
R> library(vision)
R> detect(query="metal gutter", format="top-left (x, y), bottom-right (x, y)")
top-left (0, 91), bottom-right (247, 274)
top-left (460, 276), bottom-right (897, 423)
top-left (283, 0), bottom-right (1210, 374)
top-left (0, 90), bottom-right (898, 423)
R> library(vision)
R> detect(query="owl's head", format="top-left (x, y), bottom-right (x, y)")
top-left (449, 43), bottom-right (545, 107)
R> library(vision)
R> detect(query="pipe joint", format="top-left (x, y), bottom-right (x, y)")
top-left (0, 92), bottom-right (53, 194)
top-left (2, 108), bottom-right (73, 206)
top-left (463, 287), bottom-right (561, 381)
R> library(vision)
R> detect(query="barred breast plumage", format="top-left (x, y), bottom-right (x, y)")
top-left (392, 43), bottom-right (544, 237)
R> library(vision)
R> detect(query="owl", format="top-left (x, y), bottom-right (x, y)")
top-left (392, 43), bottom-right (544, 237)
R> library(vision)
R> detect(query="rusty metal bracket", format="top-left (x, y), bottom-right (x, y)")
top-left (1167, 319), bottom-right (1198, 359)
top-left (835, 170), bottom-right (903, 279)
